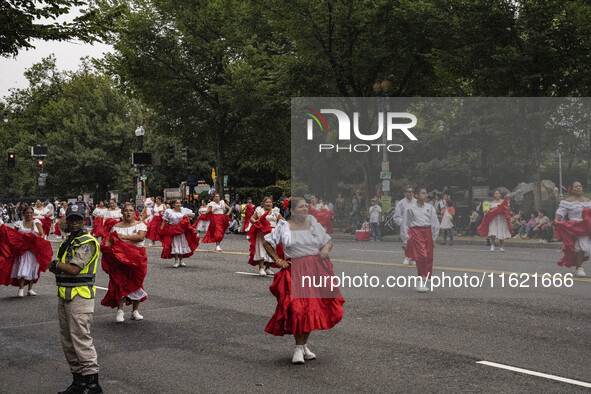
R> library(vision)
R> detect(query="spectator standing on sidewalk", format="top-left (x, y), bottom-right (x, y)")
top-left (440, 200), bottom-right (455, 245)
top-left (350, 194), bottom-right (361, 234)
top-left (368, 198), bottom-right (382, 241)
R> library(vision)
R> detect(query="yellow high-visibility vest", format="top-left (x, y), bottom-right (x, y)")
top-left (56, 233), bottom-right (99, 300)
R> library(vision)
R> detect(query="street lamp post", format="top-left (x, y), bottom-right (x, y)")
top-left (134, 126), bottom-right (146, 200)
top-left (558, 142), bottom-right (564, 198)
top-left (373, 79), bottom-right (391, 198)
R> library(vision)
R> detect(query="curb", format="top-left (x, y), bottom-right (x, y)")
top-left (329, 232), bottom-right (562, 249)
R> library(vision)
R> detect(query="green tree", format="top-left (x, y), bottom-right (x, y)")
top-left (99, 0), bottom-right (290, 196)
top-left (0, 0), bottom-right (120, 57)
top-left (0, 56), bottom-right (144, 199)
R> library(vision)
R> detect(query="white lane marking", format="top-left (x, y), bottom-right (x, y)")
top-left (447, 248), bottom-right (531, 254)
top-left (235, 272), bottom-right (273, 277)
top-left (351, 249), bottom-right (403, 253)
top-left (477, 361), bottom-right (591, 388)
top-left (352, 247), bottom-right (533, 255)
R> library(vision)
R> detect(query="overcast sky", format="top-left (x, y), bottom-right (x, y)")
top-left (0, 39), bottom-right (113, 100)
top-left (0, 8), bottom-right (113, 101)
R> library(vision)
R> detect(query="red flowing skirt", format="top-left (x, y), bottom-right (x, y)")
top-left (244, 205), bottom-right (256, 227)
top-left (307, 205), bottom-right (334, 234)
top-left (553, 208), bottom-right (591, 268)
top-left (160, 217), bottom-right (200, 259)
top-left (91, 217), bottom-right (104, 237)
top-left (54, 220), bottom-right (62, 236)
top-left (40, 217), bottom-right (52, 236)
top-left (146, 215), bottom-right (163, 242)
top-left (202, 214), bottom-right (230, 243)
top-left (247, 212), bottom-right (283, 267)
top-left (100, 233), bottom-right (148, 308)
top-left (100, 218), bottom-right (120, 238)
top-left (477, 197), bottom-right (513, 237)
top-left (265, 255), bottom-right (345, 336)
top-left (0, 225), bottom-right (52, 286)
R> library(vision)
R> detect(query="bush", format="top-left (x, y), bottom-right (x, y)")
top-left (234, 187), bottom-right (264, 203)
top-left (262, 185), bottom-right (284, 201)
top-left (198, 190), bottom-right (210, 203)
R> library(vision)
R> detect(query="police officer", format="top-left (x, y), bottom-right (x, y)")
top-left (49, 204), bottom-right (102, 394)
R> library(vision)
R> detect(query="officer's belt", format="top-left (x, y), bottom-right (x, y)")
top-left (55, 274), bottom-right (95, 287)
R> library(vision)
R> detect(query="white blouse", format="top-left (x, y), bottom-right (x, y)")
top-left (556, 200), bottom-right (591, 221)
top-left (255, 207), bottom-right (281, 227)
top-left (264, 215), bottom-right (331, 259)
top-left (153, 203), bottom-right (166, 216)
top-left (111, 223), bottom-right (148, 247)
top-left (208, 201), bottom-right (227, 215)
top-left (93, 208), bottom-right (108, 218)
top-left (103, 209), bottom-right (123, 220)
top-left (162, 208), bottom-right (193, 225)
top-left (15, 220), bottom-right (42, 235)
top-left (489, 200), bottom-right (502, 210)
top-left (33, 208), bottom-right (49, 220)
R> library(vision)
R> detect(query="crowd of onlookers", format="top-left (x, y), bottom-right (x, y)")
top-left (0, 196), bottom-right (99, 228)
top-left (0, 190), bottom-right (561, 244)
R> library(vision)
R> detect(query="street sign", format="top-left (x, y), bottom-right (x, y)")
top-left (31, 146), bottom-right (48, 157)
top-left (38, 177), bottom-right (46, 187)
top-left (223, 175), bottom-right (228, 187)
top-left (382, 179), bottom-right (390, 192)
top-left (40, 173), bottom-right (49, 178)
top-left (132, 152), bottom-right (153, 165)
top-left (381, 196), bottom-right (392, 212)
top-left (141, 174), bottom-right (147, 181)
top-left (187, 174), bottom-right (198, 187)
top-left (380, 172), bottom-right (391, 180)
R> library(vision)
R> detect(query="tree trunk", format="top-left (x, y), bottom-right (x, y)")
top-left (530, 130), bottom-right (542, 211)
top-left (587, 129), bottom-right (591, 189)
top-left (216, 126), bottom-right (223, 198)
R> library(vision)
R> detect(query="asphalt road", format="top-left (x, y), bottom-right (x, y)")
top-left (1, 234), bottom-right (590, 393)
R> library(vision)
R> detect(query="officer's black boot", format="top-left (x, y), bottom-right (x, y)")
top-left (80, 374), bottom-right (102, 394)
top-left (58, 372), bottom-right (84, 394)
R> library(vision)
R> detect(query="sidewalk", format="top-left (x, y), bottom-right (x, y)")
top-left (330, 229), bottom-right (562, 249)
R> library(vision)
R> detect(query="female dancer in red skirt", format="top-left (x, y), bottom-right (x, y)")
top-left (161, 200), bottom-right (199, 267)
top-left (91, 200), bottom-right (107, 238)
top-left (553, 181), bottom-right (591, 277)
top-left (202, 193), bottom-right (231, 251)
top-left (101, 203), bottom-right (148, 322)
top-left (263, 197), bottom-right (344, 364)
top-left (33, 200), bottom-right (52, 240)
top-left (195, 199), bottom-right (210, 236)
top-left (307, 194), bottom-right (334, 234)
top-left (99, 199), bottom-right (123, 238)
top-left (248, 196), bottom-right (285, 276)
top-left (478, 190), bottom-right (513, 252)
top-left (400, 186), bottom-right (440, 293)
top-left (146, 196), bottom-right (167, 246)
top-left (0, 206), bottom-right (52, 297)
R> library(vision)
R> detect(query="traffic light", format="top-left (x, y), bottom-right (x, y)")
top-left (37, 159), bottom-right (44, 169)
top-left (7, 152), bottom-right (15, 168)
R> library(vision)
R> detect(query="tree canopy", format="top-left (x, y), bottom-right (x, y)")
top-left (3, 0), bottom-right (591, 207)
